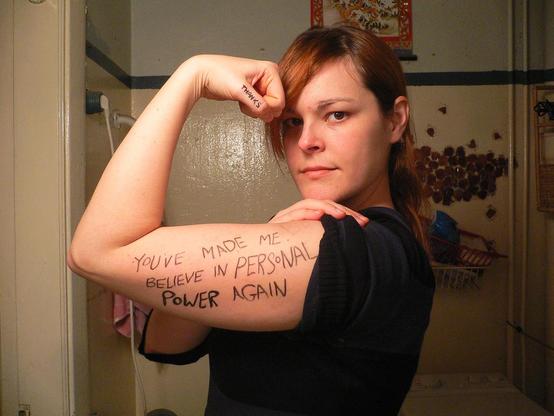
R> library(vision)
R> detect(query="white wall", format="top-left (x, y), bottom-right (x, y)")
top-left (545, 1), bottom-right (554, 69)
top-left (87, 0), bottom-right (132, 74)
top-left (1, 0), bottom-right (88, 414)
top-left (130, 0), bottom-right (311, 75)
top-left (129, 0), bottom-right (518, 75)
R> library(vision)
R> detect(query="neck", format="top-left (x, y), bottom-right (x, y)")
top-left (342, 174), bottom-right (394, 211)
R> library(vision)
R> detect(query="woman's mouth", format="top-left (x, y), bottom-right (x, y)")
top-left (300, 166), bottom-right (337, 179)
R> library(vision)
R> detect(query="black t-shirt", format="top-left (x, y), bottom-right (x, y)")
top-left (139, 207), bottom-right (435, 415)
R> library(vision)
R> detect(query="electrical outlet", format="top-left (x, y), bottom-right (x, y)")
top-left (18, 403), bottom-right (31, 416)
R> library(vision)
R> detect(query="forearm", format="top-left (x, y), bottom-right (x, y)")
top-left (143, 309), bottom-right (211, 354)
top-left (71, 58), bottom-right (203, 258)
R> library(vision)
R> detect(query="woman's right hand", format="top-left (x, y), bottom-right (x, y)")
top-left (189, 54), bottom-right (285, 123)
top-left (269, 199), bottom-right (369, 227)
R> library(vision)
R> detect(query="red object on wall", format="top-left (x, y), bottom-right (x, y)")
top-left (310, 0), bottom-right (413, 53)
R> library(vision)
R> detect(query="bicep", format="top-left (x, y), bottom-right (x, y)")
top-left (71, 221), bottom-right (323, 331)
top-left (142, 309), bottom-right (211, 354)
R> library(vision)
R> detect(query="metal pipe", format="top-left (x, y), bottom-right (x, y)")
top-left (113, 111), bottom-right (136, 128)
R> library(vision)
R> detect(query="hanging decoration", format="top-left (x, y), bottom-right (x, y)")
top-left (415, 145), bottom-right (508, 206)
top-left (485, 205), bottom-right (497, 220)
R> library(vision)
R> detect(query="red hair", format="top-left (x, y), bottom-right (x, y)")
top-left (269, 25), bottom-right (429, 249)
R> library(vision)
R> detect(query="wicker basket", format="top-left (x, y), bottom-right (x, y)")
top-left (429, 229), bottom-right (505, 268)
top-left (432, 265), bottom-right (485, 289)
top-left (423, 217), bottom-right (507, 289)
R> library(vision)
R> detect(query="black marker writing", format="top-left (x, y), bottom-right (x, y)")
top-left (213, 263), bottom-right (228, 277)
top-left (232, 278), bottom-right (287, 302)
top-left (241, 84), bottom-right (261, 108)
top-left (134, 251), bottom-right (185, 273)
top-left (234, 242), bottom-right (316, 279)
top-left (201, 236), bottom-right (247, 260)
top-left (162, 289), bottom-right (219, 308)
top-left (145, 269), bottom-right (203, 289)
top-left (259, 232), bottom-right (281, 246)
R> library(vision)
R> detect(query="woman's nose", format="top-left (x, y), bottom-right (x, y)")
top-left (297, 123), bottom-right (324, 153)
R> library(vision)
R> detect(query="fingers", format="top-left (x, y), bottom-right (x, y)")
top-left (277, 200), bottom-right (345, 220)
top-left (257, 65), bottom-right (285, 118)
top-left (270, 199), bottom-right (369, 227)
top-left (237, 82), bottom-right (282, 123)
top-left (237, 63), bottom-right (284, 123)
top-left (269, 209), bottom-right (324, 224)
top-left (238, 82), bottom-right (266, 117)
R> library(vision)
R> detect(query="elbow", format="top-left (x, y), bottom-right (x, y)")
top-left (67, 242), bottom-right (85, 276)
top-left (66, 244), bottom-right (81, 274)
top-left (67, 240), bottom-right (96, 277)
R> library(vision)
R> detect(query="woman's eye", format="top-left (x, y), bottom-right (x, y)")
top-left (328, 111), bottom-right (346, 121)
top-left (283, 118), bottom-right (303, 128)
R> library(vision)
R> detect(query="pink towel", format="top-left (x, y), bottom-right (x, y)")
top-left (113, 293), bottom-right (152, 338)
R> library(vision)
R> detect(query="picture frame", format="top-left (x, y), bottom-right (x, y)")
top-left (310, 0), bottom-right (415, 59)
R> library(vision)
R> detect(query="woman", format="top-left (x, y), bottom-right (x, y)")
top-left (69, 25), bottom-right (434, 415)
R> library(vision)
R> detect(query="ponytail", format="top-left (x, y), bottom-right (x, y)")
top-left (389, 127), bottom-right (429, 252)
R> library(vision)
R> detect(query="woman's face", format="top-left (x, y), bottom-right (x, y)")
top-left (282, 58), bottom-right (402, 210)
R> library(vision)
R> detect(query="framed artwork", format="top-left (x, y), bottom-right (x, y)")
top-left (310, 0), bottom-right (414, 58)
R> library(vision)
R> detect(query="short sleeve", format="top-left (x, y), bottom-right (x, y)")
top-left (137, 309), bottom-right (209, 365)
top-left (295, 213), bottom-right (370, 334)
top-left (295, 210), bottom-right (434, 348)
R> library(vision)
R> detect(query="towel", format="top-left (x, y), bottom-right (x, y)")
top-left (113, 293), bottom-right (152, 338)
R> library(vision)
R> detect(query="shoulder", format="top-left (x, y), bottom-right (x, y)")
top-left (300, 208), bottom-right (433, 334)
top-left (361, 207), bottom-right (415, 242)
top-left (360, 207), bottom-right (434, 287)
top-left (320, 207), bottom-right (427, 271)
top-left (319, 208), bottom-right (434, 352)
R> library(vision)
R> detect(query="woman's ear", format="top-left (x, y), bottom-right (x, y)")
top-left (388, 96), bottom-right (409, 144)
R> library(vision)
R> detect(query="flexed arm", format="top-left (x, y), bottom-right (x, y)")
top-left (68, 56), bottom-right (326, 331)
top-left (71, 55), bottom-right (284, 254)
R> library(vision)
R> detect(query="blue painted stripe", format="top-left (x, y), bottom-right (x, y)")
top-left (86, 41), bottom-right (132, 88)
top-left (86, 42), bottom-right (554, 89)
top-left (406, 69), bottom-right (554, 86)
top-left (132, 76), bottom-right (169, 90)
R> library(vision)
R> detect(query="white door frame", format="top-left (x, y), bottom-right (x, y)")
top-left (0, 1), bottom-right (88, 414)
